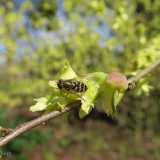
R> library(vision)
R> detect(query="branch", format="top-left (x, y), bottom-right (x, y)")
top-left (127, 57), bottom-right (160, 90)
top-left (0, 101), bottom-right (81, 147)
top-left (1, 58), bottom-right (160, 147)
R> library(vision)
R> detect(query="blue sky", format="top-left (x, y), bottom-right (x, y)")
top-left (0, 0), bottom-right (113, 61)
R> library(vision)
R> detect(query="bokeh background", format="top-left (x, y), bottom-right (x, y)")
top-left (0, 0), bottom-right (160, 159)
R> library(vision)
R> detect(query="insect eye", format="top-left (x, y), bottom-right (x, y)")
top-left (60, 79), bottom-right (64, 83)
top-left (57, 79), bottom-right (63, 89)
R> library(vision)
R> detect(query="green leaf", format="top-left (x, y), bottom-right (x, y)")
top-left (43, 103), bottom-right (59, 114)
top-left (44, 94), bottom-right (78, 114)
top-left (102, 96), bottom-right (113, 116)
top-left (30, 97), bottom-right (48, 112)
top-left (60, 62), bottom-right (77, 79)
top-left (111, 90), bottom-right (124, 114)
top-left (30, 63), bottom-right (128, 119)
top-left (101, 84), bottom-right (115, 115)
top-left (48, 80), bottom-right (58, 89)
top-left (99, 72), bottom-right (127, 115)
top-left (113, 91), bottom-right (124, 107)
top-left (79, 100), bottom-right (94, 119)
top-left (101, 90), bottom-right (124, 116)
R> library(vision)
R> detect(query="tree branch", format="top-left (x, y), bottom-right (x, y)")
top-left (1, 57), bottom-right (160, 147)
top-left (127, 57), bottom-right (160, 90)
top-left (0, 101), bottom-right (81, 147)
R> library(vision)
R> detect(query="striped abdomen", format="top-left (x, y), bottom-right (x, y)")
top-left (71, 81), bottom-right (88, 92)
top-left (57, 79), bottom-right (88, 92)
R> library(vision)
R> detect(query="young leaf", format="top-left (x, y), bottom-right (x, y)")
top-left (30, 97), bottom-right (48, 112)
top-left (79, 100), bottom-right (94, 119)
top-left (60, 62), bottom-right (77, 79)
top-left (30, 64), bottom-right (128, 119)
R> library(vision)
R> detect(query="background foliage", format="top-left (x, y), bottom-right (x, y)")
top-left (0, 0), bottom-right (160, 159)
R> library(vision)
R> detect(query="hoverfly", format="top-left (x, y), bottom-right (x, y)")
top-left (57, 79), bottom-right (88, 92)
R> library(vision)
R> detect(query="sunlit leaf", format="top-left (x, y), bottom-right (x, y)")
top-left (30, 63), bottom-right (128, 118)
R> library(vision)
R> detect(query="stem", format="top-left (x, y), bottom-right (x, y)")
top-left (0, 101), bottom-right (81, 147)
top-left (128, 57), bottom-right (160, 90)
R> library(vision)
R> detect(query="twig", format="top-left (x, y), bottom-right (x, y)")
top-left (0, 101), bottom-right (81, 147)
top-left (127, 57), bottom-right (160, 90)
top-left (1, 58), bottom-right (160, 147)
